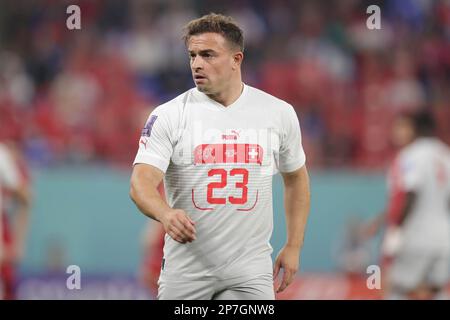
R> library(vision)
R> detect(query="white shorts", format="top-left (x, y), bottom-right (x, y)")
top-left (157, 273), bottom-right (275, 300)
top-left (388, 248), bottom-right (450, 290)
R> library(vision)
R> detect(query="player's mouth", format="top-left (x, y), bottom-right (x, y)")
top-left (194, 74), bottom-right (207, 83)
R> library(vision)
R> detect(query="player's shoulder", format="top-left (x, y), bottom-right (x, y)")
top-left (149, 88), bottom-right (195, 117)
top-left (435, 139), bottom-right (450, 154)
top-left (0, 143), bottom-right (15, 170)
top-left (401, 138), bottom-right (445, 163)
top-left (246, 85), bottom-right (294, 111)
top-left (399, 141), bottom-right (423, 162)
top-left (436, 140), bottom-right (450, 163)
top-left (0, 143), bottom-right (10, 159)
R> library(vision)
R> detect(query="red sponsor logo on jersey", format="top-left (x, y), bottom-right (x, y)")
top-left (194, 143), bottom-right (263, 165)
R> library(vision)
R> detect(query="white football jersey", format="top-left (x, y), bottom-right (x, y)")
top-left (0, 143), bottom-right (20, 260)
top-left (133, 84), bottom-right (306, 280)
top-left (394, 137), bottom-right (450, 251)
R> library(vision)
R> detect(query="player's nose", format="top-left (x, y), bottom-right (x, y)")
top-left (191, 56), bottom-right (203, 70)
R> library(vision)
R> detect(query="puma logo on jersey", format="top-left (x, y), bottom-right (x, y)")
top-left (140, 138), bottom-right (148, 149)
top-left (222, 134), bottom-right (238, 140)
top-left (222, 129), bottom-right (240, 140)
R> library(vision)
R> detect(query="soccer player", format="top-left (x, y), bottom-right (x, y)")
top-left (140, 222), bottom-right (165, 296)
top-left (365, 111), bottom-right (450, 300)
top-left (139, 184), bottom-right (166, 297)
top-left (130, 13), bottom-right (311, 300)
top-left (0, 140), bottom-right (31, 299)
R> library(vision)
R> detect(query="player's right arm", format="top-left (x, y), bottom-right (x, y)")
top-left (360, 211), bottom-right (386, 239)
top-left (130, 164), bottom-right (196, 243)
top-left (0, 144), bottom-right (32, 263)
top-left (130, 106), bottom-right (196, 244)
top-left (9, 167), bottom-right (32, 264)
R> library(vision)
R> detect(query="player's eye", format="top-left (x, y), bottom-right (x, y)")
top-left (201, 52), bottom-right (213, 59)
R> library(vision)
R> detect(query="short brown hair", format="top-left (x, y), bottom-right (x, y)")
top-left (183, 13), bottom-right (244, 52)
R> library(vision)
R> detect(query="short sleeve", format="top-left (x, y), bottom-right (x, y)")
top-left (399, 153), bottom-right (425, 192)
top-left (278, 104), bottom-right (306, 173)
top-left (0, 145), bottom-right (20, 190)
top-left (133, 107), bottom-right (175, 173)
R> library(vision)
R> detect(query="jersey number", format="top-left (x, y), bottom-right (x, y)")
top-left (207, 168), bottom-right (248, 205)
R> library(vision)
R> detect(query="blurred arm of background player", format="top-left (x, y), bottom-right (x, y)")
top-left (139, 220), bottom-right (165, 293)
top-left (130, 163), bottom-right (196, 244)
top-left (361, 192), bottom-right (416, 239)
top-left (360, 190), bottom-right (416, 260)
top-left (8, 179), bottom-right (31, 264)
top-left (2, 144), bottom-right (32, 264)
top-left (273, 165), bottom-right (311, 293)
top-left (396, 193), bottom-right (416, 226)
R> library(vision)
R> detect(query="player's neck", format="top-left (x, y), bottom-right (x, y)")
top-left (207, 80), bottom-right (244, 107)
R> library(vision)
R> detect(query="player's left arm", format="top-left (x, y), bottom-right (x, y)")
top-left (273, 104), bottom-right (311, 293)
top-left (396, 154), bottom-right (424, 227)
top-left (396, 191), bottom-right (416, 226)
top-left (274, 165), bottom-right (310, 293)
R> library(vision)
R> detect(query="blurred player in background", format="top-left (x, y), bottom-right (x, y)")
top-left (364, 111), bottom-right (450, 300)
top-left (0, 138), bottom-right (32, 300)
top-left (140, 222), bottom-right (165, 296)
top-left (130, 13), bottom-right (311, 300)
top-left (334, 216), bottom-right (372, 277)
top-left (139, 183), bottom-right (165, 297)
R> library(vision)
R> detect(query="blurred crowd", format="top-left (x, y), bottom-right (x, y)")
top-left (0, 0), bottom-right (449, 169)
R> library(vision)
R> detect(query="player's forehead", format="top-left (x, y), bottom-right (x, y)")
top-left (187, 32), bottom-right (229, 53)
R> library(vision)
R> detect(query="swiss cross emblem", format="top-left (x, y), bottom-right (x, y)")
top-left (248, 147), bottom-right (258, 159)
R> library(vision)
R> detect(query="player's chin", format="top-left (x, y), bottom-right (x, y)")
top-left (196, 84), bottom-right (209, 92)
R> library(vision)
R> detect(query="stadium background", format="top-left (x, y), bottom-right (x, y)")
top-left (0, 0), bottom-right (449, 299)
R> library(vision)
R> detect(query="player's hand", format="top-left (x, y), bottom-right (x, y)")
top-left (160, 209), bottom-right (196, 244)
top-left (381, 226), bottom-right (403, 257)
top-left (273, 244), bottom-right (300, 293)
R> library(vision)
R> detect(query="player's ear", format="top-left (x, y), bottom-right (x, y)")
top-left (232, 51), bottom-right (243, 70)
